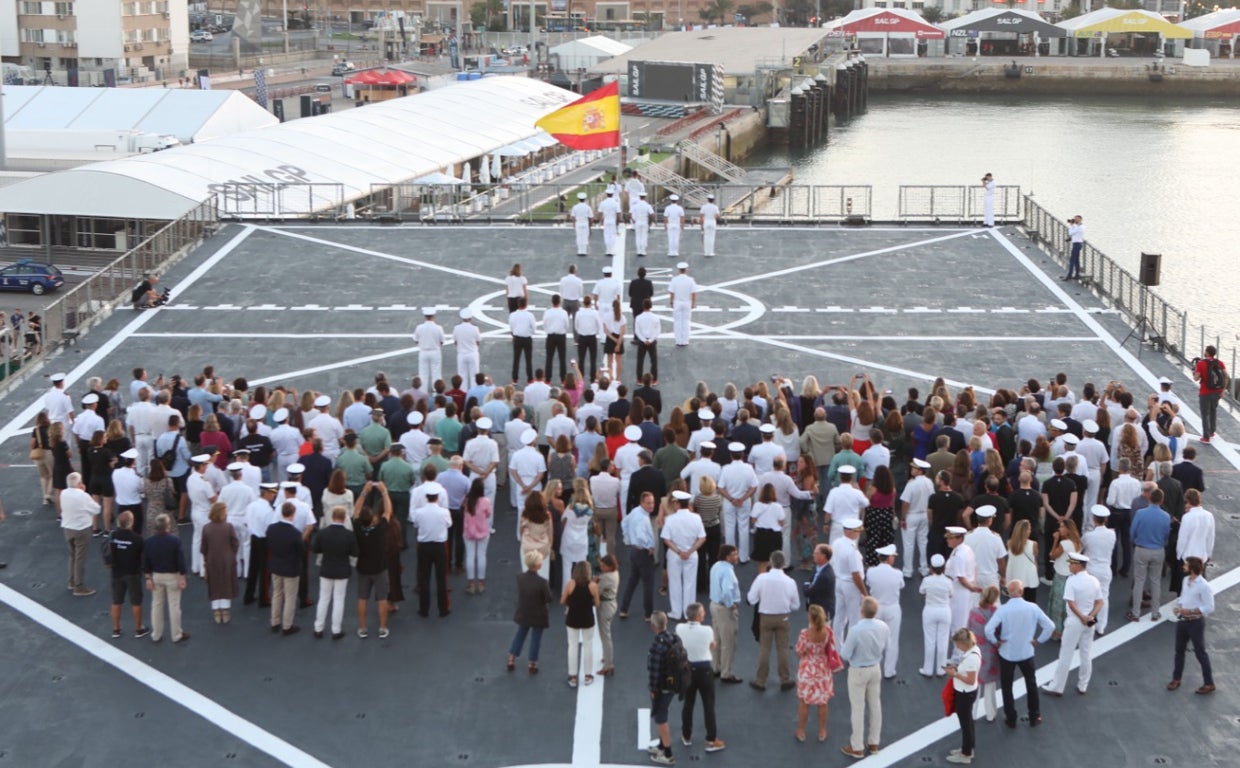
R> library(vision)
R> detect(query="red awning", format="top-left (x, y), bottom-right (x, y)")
top-left (1204, 20), bottom-right (1240, 38)
top-left (345, 69), bottom-right (417, 86)
top-left (840, 10), bottom-right (946, 38)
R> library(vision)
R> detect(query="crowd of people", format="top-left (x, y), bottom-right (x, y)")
top-left (30, 346), bottom-right (1228, 764)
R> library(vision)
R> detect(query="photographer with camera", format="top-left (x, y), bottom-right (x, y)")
top-left (1040, 552), bottom-right (1103, 698)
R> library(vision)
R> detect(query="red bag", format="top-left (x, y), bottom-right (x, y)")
top-left (825, 627), bottom-right (844, 673)
top-left (942, 679), bottom-right (956, 717)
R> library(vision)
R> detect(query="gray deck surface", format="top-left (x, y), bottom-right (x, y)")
top-left (0, 221), bottom-right (1236, 768)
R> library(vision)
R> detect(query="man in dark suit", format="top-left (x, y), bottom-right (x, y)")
top-left (727, 409), bottom-right (762, 457)
top-left (628, 266), bottom-right (654, 320)
top-left (803, 543), bottom-right (835, 620)
top-left (634, 374), bottom-right (662, 419)
top-left (1156, 462), bottom-right (1186, 594)
top-left (608, 384), bottom-right (631, 423)
top-left (637, 405), bottom-right (662, 454)
top-left (266, 503), bottom-right (305, 636)
top-left (991, 409), bottom-right (1017, 467)
top-left (626, 450), bottom-right (667, 518)
top-left (299, 438), bottom-right (334, 519)
top-left (1171, 446), bottom-right (1205, 493)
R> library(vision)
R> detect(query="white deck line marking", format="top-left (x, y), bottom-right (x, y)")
top-left (0, 226), bottom-right (256, 447)
top-left (690, 335), bottom-right (1102, 343)
top-left (705, 230), bottom-right (976, 291)
top-left (858, 567), bottom-right (1240, 767)
top-left (132, 333), bottom-right (414, 339)
top-left (990, 229), bottom-right (1240, 469)
top-left (636, 709), bottom-right (652, 752)
top-left (268, 224), bottom-right (971, 233)
top-left (0, 581), bottom-right (332, 768)
top-left (571, 612), bottom-right (607, 767)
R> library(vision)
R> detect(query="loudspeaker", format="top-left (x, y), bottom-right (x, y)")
top-left (1140, 252), bottom-right (1161, 287)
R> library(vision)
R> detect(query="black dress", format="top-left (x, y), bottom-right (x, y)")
top-left (861, 491), bottom-right (897, 569)
top-left (86, 446), bottom-right (115, 497)
top-left (52, 440), bottom-right (73, 490)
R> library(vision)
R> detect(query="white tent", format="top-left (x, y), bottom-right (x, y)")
top-left (549, 35), bottom-right (633, 71)
top-left (2, 85), bottom-right (278, 144)
top-left (0, 77), bottom-right (581, 220)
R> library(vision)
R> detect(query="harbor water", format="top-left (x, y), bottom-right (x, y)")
top-left (747, 93), bottom-right (1240, 345)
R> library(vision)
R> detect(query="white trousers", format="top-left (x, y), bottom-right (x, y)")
top-left (457, 351), bottom-right (479, 385)
top-left (702, 223), bottom-right (717, 256)
top-left (902, 513), bottom-right (929, 577)
top-left (876, 604), bottom-right (902, 678)
top-left (834, 580), bottom-right (863, 643)
top-left (1085, 469), bottom-right (1101, 511)
top-left (574, 222), bottom-right (589, 254)
top-left (567, 625), bottom-right (595, 677)
top-left (603, 222), bottom-right (618, 254)
top-left (781, 504), bottom-right (793, 560)
top-left (949, 585), bottom-right (977, 634)
top-left (419, 349), bottom-right (442, 391)
top-left (722, 500), bottom-right (751, 562)
top-left (466, 536), bottom-right (489, 580)
top-left (634, 221), bottom-right (650, 254)
top-left (314, 576), bottom-right (348, 634)
top-left (921, 604), bottom-right (951, 675)
top-left (667, 552), bottom-right (699, 620)
top-left (667, 225), bottom-right (681, 256)
top-left (1048, 615), bottom-right (1096, 693)
top-left (1091, 571), bottom-right (1112, 633)
top-left (135, 434), bottom-right (155, 477)
top-left (673, 301), bottom-right (692, 346)
top-left (191, 520), bottom-right (206, 576)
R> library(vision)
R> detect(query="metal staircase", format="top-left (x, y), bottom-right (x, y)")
top-left (677, 140), bottom-right (747, 183)
top-left (635, 163), bottom-right (712, 207)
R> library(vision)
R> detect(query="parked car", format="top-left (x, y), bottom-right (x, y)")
top-left (0, 260), bottom-right (65, 295)
top-left (190, 29), bottom-right (214, 42)
top-left (331, 61), bottom-right (355, 76)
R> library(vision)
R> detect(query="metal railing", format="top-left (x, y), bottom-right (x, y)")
top-left (677, 140), bottom-right (747, 183)
top-left (1017, 196), bottom-right (1240, 400)
top-left (899, 185), bottom-right (1022, 223)
top-left (15, 200), bottom-right (220, 390)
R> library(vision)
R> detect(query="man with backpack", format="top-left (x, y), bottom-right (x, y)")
top-left (646, 611), bottom-right (685, 765)
top-left (1193, 346), bottom-right (1228, 444)
top-left (154, 414), bottom-right (192, 523)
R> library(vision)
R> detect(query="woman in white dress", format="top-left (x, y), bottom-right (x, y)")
top-left (560, 477), bottom-right (595, 588)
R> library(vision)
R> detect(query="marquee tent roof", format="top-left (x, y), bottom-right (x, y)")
top-left (1178, 8), bottom-right (1240, 38)
top-left (940, 8), bottom-right (1067, 37)
top-left (1056, 8), bottom-right (1192, 38)
top-left (0, 76), bottom-right (579, 220)
top-left (1, 85), bottom-right (278, 144)
top-left (345, 68), bottom-right (417, 85)
top-left (824, 8), bottom-right (946, 38)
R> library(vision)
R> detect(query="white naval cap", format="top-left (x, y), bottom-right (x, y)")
top-left (930, 554), bottom-right (946, 568)
top-left (273, 407), bottom-right (290, 423)
top-left (706, 193), bottom-right (715, 200)
top-left (119, 448), bottom-right (139, 460)
top-left (842, 519), bottom-right (863, 531)
top-left (1091, 504), bottom-right (1111, 519)
top-left (875, 544), bottom-right (897, 557)
top-left (81, 393), bottom-right (99, 405)
top-left (520, 428), bottom-right (538, 445)
top-left (1050, 418), bottom-right (1068, 431)
top-left (1083, 419), bottom-right (1099, 434)
top-left (838, 464), bottom-right (857, 475)
top-left (460, 308), bottom-right (473, 320)
top-left (913, 458), bottom-right (931, 469)
top-left (624, 425), bottom-right (642, 441)
top-left (249, 404), bottom-right (267, 421)
top-left (280, 481), bottom-right (301, 490)
top-left (50, 373), bottom-right (66, 382)
top-left (190, 454), bottom-right (211, 465)
top-left (945, 526), bottom-right (967, 536)
top-left (577, 192), bottom-right (588, 200)
top-left (421, 306), bottom-right (436, 316)
top-left (407, 411), bottom-right (425, 426)
top-left (605, 188), bottom-right (614, 195)
top-left (476, 417), bottom-right (493, 430)
top-left (602, 266), bottom-right (613, 275)
top-left (759, 423), bottom-right (776, 434)
top-left (314, 394), bottom-right (332, 408)
top-left (422, 481), bottom-right (444, 497)
top-left (700, 441), bottom-right (716, 450)
top-left (697, 408), bottom-right (714, 421)
top-left (260, 482), bottom-right (279, 491)
top-left (227, 462), bottom-right (244, 472)
top-left (672, 490), bottom-right (692, 501)
top-left (668, 194), bottom-right (680, 202)
top-left (1063, 433), bottom-right (1080, 446)
top-left (1068, 552), bottom-right (1090, 564)
top-left (1158, 376), bottom-right (1174, 386)
top-left (676, 261), bottom-right (689, 270)
top-left (286, 463), bottom-right (305, 475)
top-left (974, 505), bottom-right (997, 519)
top-left (727, 441), bottom-right (745, 453)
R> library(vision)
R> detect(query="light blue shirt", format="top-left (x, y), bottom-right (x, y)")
top-left (621, 506), bottom-right (656, 550)
top-left (1130, 505), bottom-right (1171, 550)
top-left (481, 399), bottom-right (510, 433)
top-left (984, 597), bottom-right (1054, 661)
top-left (709, 561), bottom-right (740, 607)
top-left (575, 431), bottom-right (606, 477)
top-left (154, 430), bottom-right (192, 477)
top-left (840, 617), bottom-right (889, 668)
top-left (187, 386), bottom-right (222, 412)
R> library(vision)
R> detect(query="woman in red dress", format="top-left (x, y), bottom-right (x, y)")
top-left (795, 603), bottom-right (844, 743)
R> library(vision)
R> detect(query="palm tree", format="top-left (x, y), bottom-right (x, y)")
top-left (698, 0), bottom-right (736, 24)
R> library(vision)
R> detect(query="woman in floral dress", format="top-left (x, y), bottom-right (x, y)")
top-left (795, 604), bottom-right (843, 743)
top-left (966, 585), bottom-right (1002, 723)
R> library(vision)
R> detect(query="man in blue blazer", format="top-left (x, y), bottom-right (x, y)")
top-left (804, 543), bottom-right (835, 620)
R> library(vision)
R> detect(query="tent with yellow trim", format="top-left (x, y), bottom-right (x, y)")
top-left (1057, 8), bottom-right (1191, 58)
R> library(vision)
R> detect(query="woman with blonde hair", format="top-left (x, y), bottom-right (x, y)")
top-left (774, 406), bottom-right (801, 465)
top-left (335, 389), bottom-right (354, 421)
top-left (944, 627), bottom-right (982, 763)
top-left (694, 475), bottom-right (724, 573)
top-left (799, 375), bottom-right (822, 431)
top-left (201, 501), bottom-right (239, 624)
top-left (1005, 519), bottom-right (1040, 603)
top-left (794, 603), bottom-right (842, 743)
top-left (519, 493), bottom-right (554, 581)
top-left (560, 477), bottom-right (595, 588)
top-left (718, 382), bottom-right (739, 425)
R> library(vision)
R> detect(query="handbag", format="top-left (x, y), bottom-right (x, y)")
top-left (825, 627), bottom-right (844, 673)
top-left (942, 678), bottom-right (956, 717)
top-left (29, 434), bottom-right (43, 461)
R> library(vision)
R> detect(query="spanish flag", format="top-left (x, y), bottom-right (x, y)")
top-left (535, 81), bottom-right (621, 151)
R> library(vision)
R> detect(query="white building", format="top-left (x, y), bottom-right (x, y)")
top-left (0, 0), bottom-right (190, 85)
top-left (549, 35), bottom-right (633, 71)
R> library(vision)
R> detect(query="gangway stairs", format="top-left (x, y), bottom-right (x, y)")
top-left (635, 163), bottom-right (712, 207)
top-left (676, 140), bottom-right (747, 183)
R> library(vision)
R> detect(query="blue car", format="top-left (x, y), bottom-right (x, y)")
top-left (0, 260), bottom-right (65, 295)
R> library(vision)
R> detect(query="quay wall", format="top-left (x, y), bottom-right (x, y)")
top-left (866, 58), bottom-right (1240, 96)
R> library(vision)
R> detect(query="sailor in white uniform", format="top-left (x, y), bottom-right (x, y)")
top-left (667, 262), bottom-right (696, 348)
top-left (570, 191), bottom-right (593, 257)
top-left (629, 191), bottom-right (654, 258)
top-left (452, 308), bottom-right (482, 385)
top-left (664, 194), bottom-right (685, 257)
top-left (413, 307), bottom-right (444, 390)
top-left (698, 193), bottom-right (721, 257)
top-left (597, 188), bottom-right (622, 257)
top-left (866, 544), bottom-right (905, 678)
